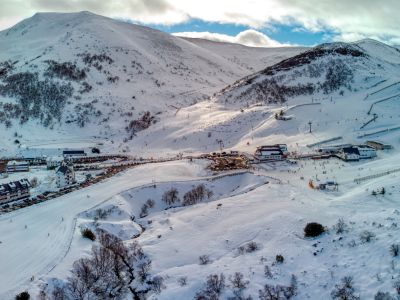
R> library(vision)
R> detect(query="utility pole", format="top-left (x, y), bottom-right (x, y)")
top-left (308, 121), bottom-right (312, 133)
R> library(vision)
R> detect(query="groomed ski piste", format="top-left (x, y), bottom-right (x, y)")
top-left (1, 142), bottom-right (400, 299)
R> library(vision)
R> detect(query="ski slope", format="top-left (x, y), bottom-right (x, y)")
top-left (0, 160), bottom-right (208, 299)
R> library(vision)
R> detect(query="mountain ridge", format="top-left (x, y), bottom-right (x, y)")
top-left (0, 11), bottom-right (305, 154)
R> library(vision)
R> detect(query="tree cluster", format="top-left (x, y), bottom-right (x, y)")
top-left (44, 60), bottom-right (86, 81)
top-left (38, 230), bottom-right (160, 300)
top-left (182, 184), bottom-right (212, 206)
top-left (0, 71), bottom-right (73, 126)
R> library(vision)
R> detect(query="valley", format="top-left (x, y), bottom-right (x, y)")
top-left (0, 11), bottom-right (400, 300)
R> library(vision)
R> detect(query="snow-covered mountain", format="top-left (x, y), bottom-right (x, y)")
top-left (0, 11), bottom-right (304, 154)
top-left (181, 37), bottom-right (306, 74)
top-left (125, 39), bottom-right (400, 157)
top-left (2, 14), bottom-right (400, 300)
top-left (214, 40), bottom-right (400, 107)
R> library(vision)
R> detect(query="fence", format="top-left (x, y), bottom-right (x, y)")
top-left (357, 126), bottom-right (400, 138)
top-left (354, 167), bottom-right (400, 184)
top-left (306, 136), bottom-right (342, 148)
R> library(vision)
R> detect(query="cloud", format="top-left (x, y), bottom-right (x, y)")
top-left (174, 29), bottom-right (289, 47)
top-left (0, 0), bottom-right (189, 28)
top-left (0, 0), bottom-right (399, 45)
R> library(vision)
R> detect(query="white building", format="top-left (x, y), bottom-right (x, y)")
top-left (254, 144), bottom-right (288, 161)
top-left (55, 162), bottom-right (76, 188)
top-left (6, 160), bottom-right (29, 173)
top-left (339, 147), bottom-right (360, 161)
top-left (338, 145), bottom-right (377, 161)
top-left (0, 178), bottom-right (31, 204)
top-left (46, 156), bottom-right (64, 169)
top-left (356, 145), bottom-right (377, 159)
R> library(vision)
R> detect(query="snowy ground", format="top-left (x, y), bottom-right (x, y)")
top-left (0, 159), bottom-right (208, 299)
top-left (0, 141), bottom-right (398, 299)
top-left (1, 81), bottom-right (400, 298)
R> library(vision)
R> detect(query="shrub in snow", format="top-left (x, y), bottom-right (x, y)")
top-left (258, 275), bottom-right (297, 300)
top-left (199, 255), bottom-right (211, 265)
top-left (390, 244), bottom-right (399, 257)
top-left (331, 276), bottom-right (359, 300)
top-left (151, 276), bottom-right (165, 294)
top-left (93, 208), bottom-right (111, 220)
top-left (140, 203), bottom-right (149, 218)
top-left (146, 198), bottom-right (155, 208)
top-left (359, 230), bottom-right (375, 243)
top-left (15, 291), bottom-right (30, 300)
top-left (128, 111), bottom-right (156, 133)
top-left (229, 272), bottom-right (249, 298)
top-left (374, 291), bottom-right (394, 300)
top-left (230, 272), bottom-right (249, 290)
top-left (162, 188), bottom-right (180, 206)
top-left (275, 255), bottom-right (284, 264)
top-left (80, 228), bottom-right (96, 241)
top-left (195, 273), bottom-right (225, 300)
top-left (264, 265), bottom-right (273, 279)
top-left (335, 218), bottom-right (348, 234)
top-left (246, 241), bottom-right (259, 253)
top-left (238, 241), bottom-right (260, 255)
top-left (304, 222), bottom-right (325, 237)
top-left (178, 276), bottom-right (188, 286)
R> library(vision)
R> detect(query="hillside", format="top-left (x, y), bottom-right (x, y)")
top-left (214, 40), bottom-right (400, 107)
top-left (124, 39), bottom-right (400, 158)
top-left (0, 12), bottom-right (304, 155)
top-left (181, 37), bottom-right (306, 74)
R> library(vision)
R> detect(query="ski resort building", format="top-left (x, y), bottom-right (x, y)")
top-left (338, 145), bottom-right (376, 161)
top-left (0, 179), bottom-right (31, 204)
top-left (46, 156), bottom-right (64, 169)
top-left (366, 141), bottom-right (393, 150)
top-left (6, 160), bottom-right (29, 173)
top-left (55, 162), bottom-right (76, 188)
top-left (254, 144), bottom-right (288, 161)
top-left (356, 145), bottom-right (377, 159)
top-left (63, 150), bottom-right (86, 157)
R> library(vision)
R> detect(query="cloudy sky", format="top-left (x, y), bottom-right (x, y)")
top-left (0, 0), bottom-right (399, 47)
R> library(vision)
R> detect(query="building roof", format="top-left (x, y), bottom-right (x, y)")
top-left (63, 150), bottom-right (85, 155)
top-left (256, 148), bottom-right (284, 155)
top-left (47, 156), bottom-right (64, 162)
top-left (56, 165), bottom-right (73, 175)
top-left (342, 147), bottom-right (360, 155)
top-left (0, 179), bottom-right (31, 196)
top-left (7, 160), bottom-right (28, 166)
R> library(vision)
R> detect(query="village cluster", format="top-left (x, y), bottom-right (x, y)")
top-left (0, 148), bottom-right (134, 210)
top-left (206, 139), bottom-right (392, 191)
top-left (0, 150), bottom-right (87, 206)
top-left (0, 138), bottom-right (392, 211)
top-left (252, 140), bottom-right (390, 162)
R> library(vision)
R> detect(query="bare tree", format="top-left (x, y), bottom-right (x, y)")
top-left (39, 230), bottom-right (155, 300)
top-left (162, 188), bottom-right (179, 206)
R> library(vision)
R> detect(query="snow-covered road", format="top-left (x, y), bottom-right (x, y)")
top-left (0, 160), bottom-right (206, 299)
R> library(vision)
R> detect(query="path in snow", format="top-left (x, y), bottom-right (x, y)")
top-left (0, 159), bottom-right (206, 299)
